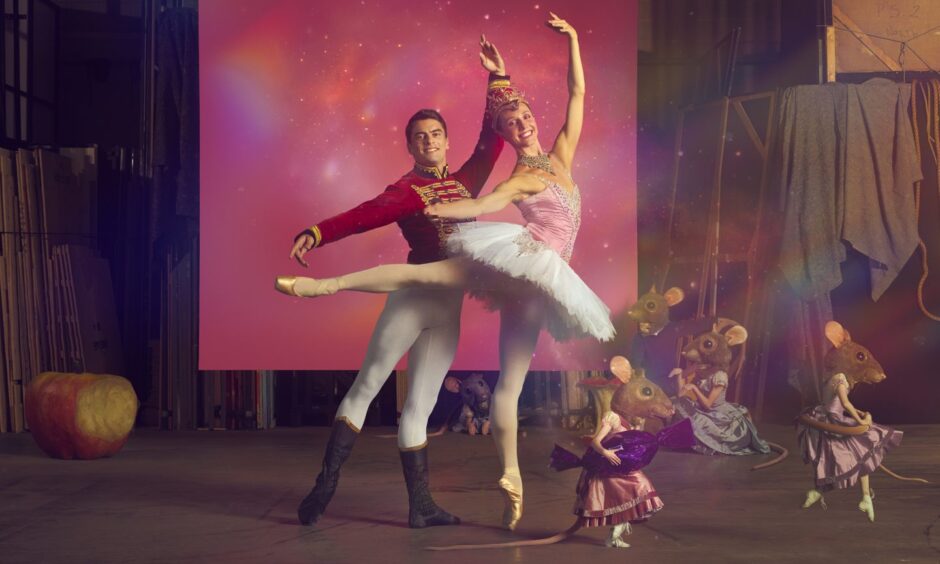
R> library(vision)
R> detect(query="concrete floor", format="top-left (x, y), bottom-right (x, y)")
top-left (1, 424), bottom-right (938, 564)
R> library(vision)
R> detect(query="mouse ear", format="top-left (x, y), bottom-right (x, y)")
top-left (443, 376), bottom-right (462, 394)
top-left (824, 321), bottom-right (851, 348)
top-left (649, 283), bottom-right (658, 294)
top-left (725, 325), bottom-right (748, 346)
top-left (609, 356), bottom-right (634, 384)
top-left (663, 287), bottom-right (685, 306)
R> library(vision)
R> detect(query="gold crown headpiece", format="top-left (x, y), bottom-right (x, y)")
top-left (486, 82), bottom-right (530, 129)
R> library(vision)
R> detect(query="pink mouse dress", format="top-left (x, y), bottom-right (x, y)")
top-left (445, 175), bottom-right (615, 342)
top-left (796, 373), bottom-right (902, 491)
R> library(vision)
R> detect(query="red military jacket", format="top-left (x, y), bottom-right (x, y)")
top-left (303, 76), bottom-right (508, 264)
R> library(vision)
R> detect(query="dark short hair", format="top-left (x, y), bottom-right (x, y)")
top-left (405, 109), bottom-right (447, 143)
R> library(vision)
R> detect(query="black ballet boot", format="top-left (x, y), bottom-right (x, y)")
top-left (399, 445), bottom-right (461, 528)
top-left (297, 418), bottom-right (359, 526)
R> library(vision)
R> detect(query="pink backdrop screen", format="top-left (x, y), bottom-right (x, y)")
top-left (199, 0), bottom-right (638, 370)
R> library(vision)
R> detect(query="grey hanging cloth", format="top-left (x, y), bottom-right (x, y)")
top-left (843, 78), bottom-right (922, 301)
top-left (776, 83), bottom-right (848, 301)
top-left (776, 79), bottom-right (922, 302)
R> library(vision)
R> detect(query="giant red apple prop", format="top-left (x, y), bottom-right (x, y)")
top-left (25, 372), bottom-right (138, 459)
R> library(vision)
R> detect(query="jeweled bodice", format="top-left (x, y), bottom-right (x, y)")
top-left (515, 179), bottom-right (581, 261)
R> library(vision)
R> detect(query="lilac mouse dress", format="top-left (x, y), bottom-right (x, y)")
top-left (796, 373), bottom-right (902, 491)
top-left (445, 175), bottom-right (614, 342)
top-left (673, 369), bottom-right (771, 455)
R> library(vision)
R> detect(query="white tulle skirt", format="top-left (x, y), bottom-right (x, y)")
top-left (447, 221), bottom-right (615, 342)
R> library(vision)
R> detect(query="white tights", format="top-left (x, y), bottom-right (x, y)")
top-left (333, 257), bottom-right (485, 293)
top-left (491, 295), bottom-right (544, 487)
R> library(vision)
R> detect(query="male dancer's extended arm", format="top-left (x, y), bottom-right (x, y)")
top-left (289, 186), bottom-right (422, 266)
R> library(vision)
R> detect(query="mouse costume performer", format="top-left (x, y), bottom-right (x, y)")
top-left (798, 373), bottom-right (902, 493)
top-left (288, 69), bottom-right (509, 529)
top-left (444, 374), bottom-right (492, 435)
top-left (673, 367), bottom-right (771, 455)
top-left (551, 417), bottom-right (693, 529)
top-left (796, 321), bottom-right (904, 522)
top-left (671, 323), bottom-right (771, 456)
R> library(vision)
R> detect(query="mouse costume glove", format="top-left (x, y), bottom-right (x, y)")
top-left (297, 418), bottom-right (359, 526)
top-left (400, 446), bottom-right (461, 528)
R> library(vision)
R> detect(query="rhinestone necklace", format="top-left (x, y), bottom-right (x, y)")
top-left (517, 152), bottom-right (555, 176)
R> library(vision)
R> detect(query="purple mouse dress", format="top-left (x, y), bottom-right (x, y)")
top-left (796, 373), bottom-right (902, 491)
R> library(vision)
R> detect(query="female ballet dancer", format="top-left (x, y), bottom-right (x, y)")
top-left (277, 13), bottom-right (614, 530)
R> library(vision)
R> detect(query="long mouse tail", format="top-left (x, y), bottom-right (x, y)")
top-left (426, 521), bottom-right (582, 551)
top-left (879, 464), bottom-right (930, 484)
top-left (751, 441), bottom-right (789, 471)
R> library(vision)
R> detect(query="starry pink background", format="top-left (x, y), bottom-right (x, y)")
top-left (199, 0), bottom-right (637, 370)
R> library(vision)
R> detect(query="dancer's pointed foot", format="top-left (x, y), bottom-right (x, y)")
top-left (275, 276), bottom-right (340, 297)
top-left (859, 495), bottom-right (875, 522)
top-left (275, 276), bottom-right (299, 296)
top-left (802, 489), bottom-right (825, 509)
top-left (497, 474), bottom-right (523, 530)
